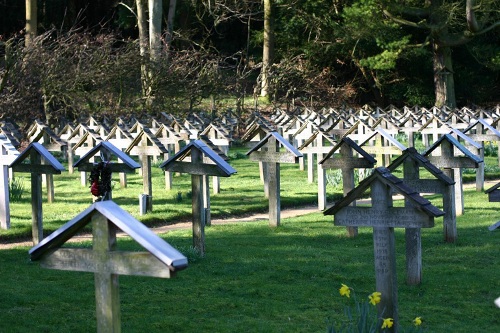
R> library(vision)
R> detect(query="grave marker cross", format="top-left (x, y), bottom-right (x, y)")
top-left (29, 200), bottom-right (188, 333)
top-left (10, 143), bottom-right (65, 244)
top-left (247, 132), bottom-right (302, 227)
top-left (324, 167), bottom-right (443, 332)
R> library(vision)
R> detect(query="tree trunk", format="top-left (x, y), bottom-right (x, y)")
top-left (433, 42), bottom-right (456, 108)
top-left (136, 0), bottom-right (149, 98)
top-left (260, 0), bottom-right (274, 98)
top-left (165, 0), bottom-right (177, 53)
top-left (149, 0), bottom-right (162, 62)
top-left (25, 0), bottom-right (37, 47)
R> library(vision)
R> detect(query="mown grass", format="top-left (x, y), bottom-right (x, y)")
top-left (0, 147), bottom-right (499, 332)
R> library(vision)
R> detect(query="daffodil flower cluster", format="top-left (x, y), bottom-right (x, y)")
top-left (329, 283), bottom-right (425, 332)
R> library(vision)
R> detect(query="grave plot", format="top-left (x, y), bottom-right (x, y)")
top-left (387, 147), bottom-right (455, 282)
top-left (9, 143), bottom-right (65, 244)
top-left (319, 137), bottom-right (376, 236)
top-left (0, 135), bottom-right (19, 229)
top-left (424, 133), bottom-right (483, 219)
top-left (324, 167), bottom-right (443, 331)
top-left (74, 141), bottom-right (140, 202)
top-left (29, 200), bottom-right (188, 333)
top-left (160, 140), bottom-right (236, 256)
top-left (246, 131), bottom-right (303, 227)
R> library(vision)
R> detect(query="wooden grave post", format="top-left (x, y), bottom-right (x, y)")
top-left (9, 143), bottom-right (65, 244)
top-left (359, 127), bottom-right (406, 167)
top-left (462, 119), bottom-right (500, 192)
top-left (73, 129), bottom-right (103, 186)
top-left (241, 120), bottom-right (274, 197)
top-left (246, 131), bottom-right (302, 227)
top-left (105, 124), bottom-right (135, 188)
top-left (155, 123), bottom-right (184, 190)
top-left (160, 140), bottom-right (236, 255)
top-left (0, 135), bottom-right (19, 229)
top-left (388, 148), bottom-right (455, 281)
top-left (424, 133), bottom-right (482, 218)
top-left (27, 122), bottom-right (68, 203)
top-left (298, 130), bottom-right (337, 209)
top-left (484, 182), bottom-right (500, 231)
top-left (125, 127), bottom-right (168, 214)
top-left (74, 141), bottom-right (140, 202)
top-left (29, 200), bottom-right (188, 333)
top-left (324, 167), bottom-right (443, 332)
top-left (319, 137), bottom-right (376, 236)
top-left (199, 135), bottom-right (231, 198)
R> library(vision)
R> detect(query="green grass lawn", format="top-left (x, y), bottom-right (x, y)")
top-left (0, 147), bottom-right (499, 332)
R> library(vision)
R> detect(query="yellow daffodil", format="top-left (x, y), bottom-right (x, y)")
top-left (368, 291), bottom-right (381, 305)
top-left (339, 284), bottom-right (351, 298)
top-left (413, 317), bottom-right (422, 326)
top-left (381, 318), bottom-right (394, 329)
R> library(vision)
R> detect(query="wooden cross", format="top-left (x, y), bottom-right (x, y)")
top-left (247, 132), bottom-right (302, 227)
top-left (325, 167), bottom-right (443, 332)
top-left (9, 143), bottom-right (65, 244)
top-left (160, 140), bottom-right (236, 255)
top-left (0, 135), bottom-right (19, 229)
top-left (126, 127), bottom-right (168, 214)
top-left (319, 137), bottom-right (376, 236)
top-left (388, 148), bottom-right (455, 283)
top-left (29, 200), bottom-right (188, 333)
top-left (424, 133), bottom-right (482, 224)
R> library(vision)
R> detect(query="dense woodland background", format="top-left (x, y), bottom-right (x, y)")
top-left (0, 0), bottom-right (499, 131)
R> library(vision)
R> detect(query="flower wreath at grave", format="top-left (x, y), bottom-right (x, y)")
top-left (89, 161), bottom-right (112, 197)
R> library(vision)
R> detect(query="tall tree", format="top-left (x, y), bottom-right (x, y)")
top-left (380, 0), bottom-right (500, 107)
top-left (25, 0), bottom-right (37, 47)
top-left (260, 0), bottom-right (274, 98)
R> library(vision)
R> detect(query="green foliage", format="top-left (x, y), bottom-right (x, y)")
top-left (8, 177), bottom-right (24, 202)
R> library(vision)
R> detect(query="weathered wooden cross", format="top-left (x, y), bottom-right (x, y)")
top-left (74, 141), bottom-right (140, 202)
top-left (246, 131), bottom-right (303, 227)
top-left (319, 137), bottom-right (376, 235)
top-left (126, 127), bottom-right (168, 213)
top-left (388, 147), bottom-right (455, 284)
top-left (9, 143), bottom-right (65, 244)
top-left (29, 200), bottom-right (188, 333)
top-left (424, 133), bottom-right (482, 224)
top-left (0, 135), bottom-right (19, 229)
top-left (324, 167), bottom-right (443, 332)
top-left (160, 140), bottom-right (236, 255)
